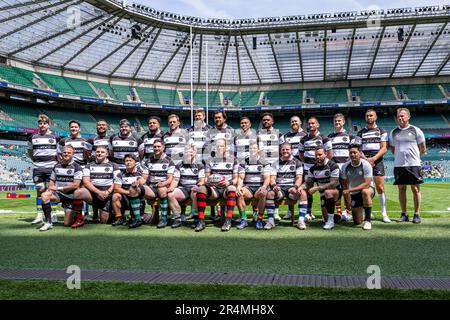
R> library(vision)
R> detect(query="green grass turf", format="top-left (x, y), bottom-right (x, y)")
top-left (0, 279), bottom-right (449, 300)
top-left (0, 183), bottom-right (449, 278)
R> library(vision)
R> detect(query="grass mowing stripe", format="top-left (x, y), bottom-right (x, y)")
top-left (1, 279), bottom-right (449, 300)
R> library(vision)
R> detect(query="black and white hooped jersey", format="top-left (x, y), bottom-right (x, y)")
top-left (280, 130), bottom-right (307, 158)
top-left (258, 128), bottom-right (281, 166)
top-left (139, 130), bottom-right (165, 161)
top-left (328, 130), bottom-right (354, 168)
top-left (145, 154), bottom-right (175, 185)
top-left (205, 125), bottom-right (236, 156)
top-left (274, 157), bottom-right (303, 186)
top-left (83, 160), bottom-right (120, 191)
top-left (234, 129), bottom-right (258, 163)
top-left (306, 159), bottom-right (340, 188)
top-left (27, 132), bottom-right (60, 169)
top-left (110, 133), bottom-right (142, 170)
top-left (188, 124), bottom-right (211, 154)
top-left (239, 157), bottom-right (273, 187)
top-left (354, 126), bottom-right (388, 160)
top-left (50, 161), bottom-right (83, 193)
top-left (299, 132), bottom-right (332, 170)
top-left (174, 162), bottom-right (205, 188)
top-left (114, 165), bottom-right (149, 190)
top-left (163, 128), bottom-right (190, 166)
top-left (205, 156), bottom-right (240, 184)
top-left (58, 136), bottom-right (92, 166)
top-left (87, 133), bottom-right (111, 160)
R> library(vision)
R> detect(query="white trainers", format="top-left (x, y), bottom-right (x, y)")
top-left (363, 221), bottom-right (372, 230)
top-left (297, 218), bottom-right (306, 230)
top-left (264, 221), bottom-right (276, 230)
top-left (273, 212), bottom-right (281, 221)
top-left (305, 214), bottom-right (313, 222)
top-left (342, 212), bottom-right (353, 222)
top-left (51, 213), bottom-right (58, 223)
top-left (31, 216), bottom-right (43, 225)
top-left (323, 221), bottom-right (335, 230)
top-left (382, 215), bottom-right (391, 223)
top-left (39, 222), bottom-right (53, 231)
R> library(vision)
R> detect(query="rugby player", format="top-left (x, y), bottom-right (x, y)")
top-left (354, 109), bottom-right (391, 223)
top-left (341, 145), bottom-right (375, 230)
top-left (110, 119), bottom-right (143, 172)
top-left (280, 115), bottom-right (306, 220)
top-left (328, 113), bottom-right (353, 222)
top-left (194, 138), bottom-right (240, 232)
top-left (112, 154), bottom-right (149, 228)
top-left (167, 143), bottom-right (206, 229)
top-left (237, 142), bottom-right (273, 229)
top-left (140, 116), bottom-right (165, 161)
top-left (299, 117), bottom-right (333, 221)
top-left (263, 142), bottom-right (304, 230)
top-left (71, 146), bottom-right (120, 228)
top-left (28, 114), bottom-right (60, 225)
top-left (301, 147), bottom-right (340, 230)
top-left (144, 139), bottom-right (175, 228)
top-left (39, 145), bottom-right (82, 231)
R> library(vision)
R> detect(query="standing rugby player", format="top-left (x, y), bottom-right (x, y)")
top-left (28, 114), bottom-right (60, 225)
top-left (140, 116), bottom-right (165, 162)
top-left (354, 109), bottom-right (391, 223)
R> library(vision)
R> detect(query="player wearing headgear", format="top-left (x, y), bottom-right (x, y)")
top-left (280, 115), bottom-right (306, 221)
top-left (354, 109), bottom-right (391, 223)
top-left (71, 145), bottom-right (121, 228)
top-left (341, 144), bottom-right (375, 230)
top-left (236, 142), bottom-right (273, 230)
top-left (301, 146), bottom-right (340, 230)
top-left (111, 154), bottom-right (149, 229)
top-left (38, 145), bottom-right (82, 231)
top-left (194, 138), bottom-right (240, 232)
top-left (262, 142), bottom-right (304, 230)
top-left (328, 113), bottom-right (353, 222)
top-left (167, 143), bottom-right (206, 229)
top-left (143, 139), bottom-right (176, 228)
top-left (110, 119), bottom-right (143, 172)
top-left (140, 116), bottom-right (165, 161)
top-left (299, 117), bottom-right (333, 221)
top-left (28, 114), bottom-right (60, 225)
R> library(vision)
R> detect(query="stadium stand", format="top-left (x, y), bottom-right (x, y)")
top-left (0, 65), bottom-right (35, 88)
top-left (91, 81), bottom-right (119, 100)
top-left (306, 88), bottom-right (349, 104)
top-left (351, 86), bottom-right (396, 102)
top-left (395, 84), bottom-right (444, 101)
top-left (264, 89), bottom-right (301, 105)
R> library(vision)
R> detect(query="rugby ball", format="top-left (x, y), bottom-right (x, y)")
top-left (208, 174), bottom-right (226, 186)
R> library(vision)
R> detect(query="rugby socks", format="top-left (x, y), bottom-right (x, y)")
top-left (83, 202), bottom-right (89, 216)
top-left (197, 193), bottom-right (207, 219)
top-left (240, 209), bottom-right (247, 220)
top-left (129, 197), bottom-right (142, 220)
top-left (364, 207), bottom-right (372, 222)
top-left (335, 200), bottom-right (342, 216)
top-left (210, 205), bottom-right (216, 218)
top-left (36, 197), bottom-right (43, 219)
top-left (226, 191), bottom-right (237, 218)
top-left (257, 207), bottom-right (264, 221)
top-left (288, 204), bottom-right (294, 214)
top-left (72, 200), bottom-right (84, 222)
top-left (298, 200), bottom-right (308, 220)
top-left (41, 202), bottom-right (52, 223)
top-left (378, 193), bottom-right (387, 217)
top-left (325, 198), bottom-right (335, 215)
top-left (50, 202), bottom-right (57, 213)
top-left (307, 193), bottom-right (313, 215)
top-left (160, 198), bottom-right (168, 221)
top-left (266, 199), bottom-right (275, 225)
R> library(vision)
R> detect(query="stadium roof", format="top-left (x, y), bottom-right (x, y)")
top-left (0, 0), bottom-right (450, 86)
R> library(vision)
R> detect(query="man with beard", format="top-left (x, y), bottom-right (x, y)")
top-left (110, 119), bottom-right (143, 172)
top-left (140, 116), bottom-right (165, 161)
top-left (87, 119), bottom-right (111, 161)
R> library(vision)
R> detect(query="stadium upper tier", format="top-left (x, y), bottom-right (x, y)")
top-left (0, 1), bottom-right (449, 86)
top-left (1, 65), bottom-right (449, 106)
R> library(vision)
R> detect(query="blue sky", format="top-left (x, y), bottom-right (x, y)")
top-left (131, 0), bottom-right (450, 19)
